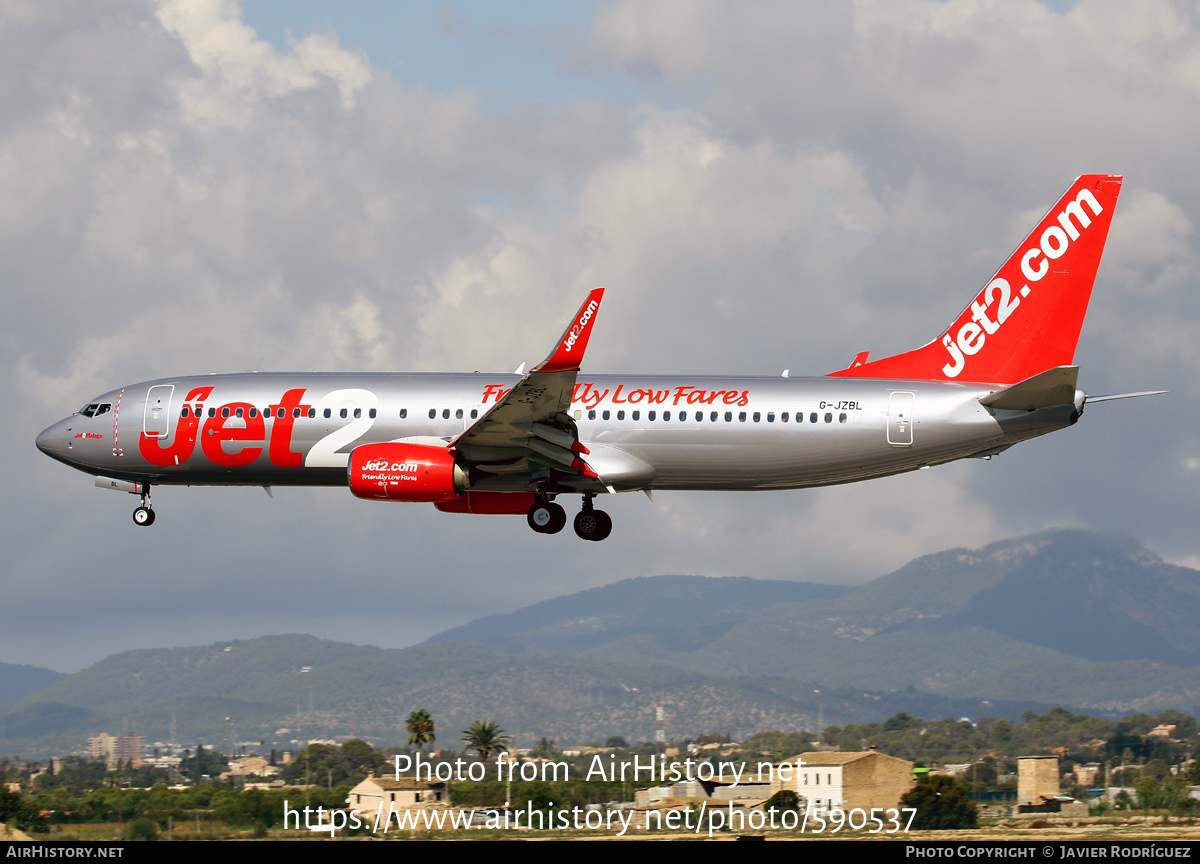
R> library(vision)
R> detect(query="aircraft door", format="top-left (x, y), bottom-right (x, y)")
top-left (143, 385), bottom-right (174, 440)
top-left (886, 391), bottom-right (914, 447)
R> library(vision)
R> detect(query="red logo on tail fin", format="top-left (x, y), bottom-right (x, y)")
top-left (829, 175), bottom-right (1122, 385)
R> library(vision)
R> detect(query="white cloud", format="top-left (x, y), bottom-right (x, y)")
top-left (6, 0), bottom-right (1200, 670)
top-left (156, 0), bottom-right (371, 127)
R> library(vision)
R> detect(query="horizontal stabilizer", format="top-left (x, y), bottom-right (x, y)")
top-left (1086, 390), bottom-right (1169, 403)
top-left (980, 366), bottom-right (1078, 411)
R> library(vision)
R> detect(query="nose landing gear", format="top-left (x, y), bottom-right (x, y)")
top-left (132, 486), bottom-right (155, 527)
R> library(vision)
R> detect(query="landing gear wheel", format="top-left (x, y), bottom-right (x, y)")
top-left (573, 508), bottom-right (612, 541)
top-left (527, 501), bottom-right (566, 534)
top-left (545, 502), bottom-right (566, 534)
top-left (133, 506), bottom-right (155, 527)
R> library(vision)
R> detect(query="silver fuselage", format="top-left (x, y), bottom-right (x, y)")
top-left (36, 372), bottom-right (1078, 494)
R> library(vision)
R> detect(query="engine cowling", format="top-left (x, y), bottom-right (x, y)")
top-left (348, 442), bottom-right (467, 502)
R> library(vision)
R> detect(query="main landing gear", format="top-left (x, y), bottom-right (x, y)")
top-left (526, 498), bottom-right (567, 534)
top-left (132, 486), bottom-right (155, 527)
top-left (526, 493), bottom-right (611, 541)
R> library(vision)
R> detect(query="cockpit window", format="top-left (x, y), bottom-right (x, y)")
top-left (79, 402), bottom-right (112, 418)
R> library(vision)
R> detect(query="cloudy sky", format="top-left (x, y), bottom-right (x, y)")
top-left (7, 0), bottom-right (1199, 672)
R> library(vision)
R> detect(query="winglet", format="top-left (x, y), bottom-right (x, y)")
top-left (532, 288), bottom-right (605, 374)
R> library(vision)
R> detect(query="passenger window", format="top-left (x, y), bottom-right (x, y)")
top-left (399, 408), bottom-right (408, 419)
top-left (696, 412), bottom-right (703, 422)
top-left (810, 412), bottom-right (818, 423)
top-left (602, 410), bottom-right (610, 420)
top-left (354, 408), bottom-right (362, 419)
top-left (291, 408), bottom-right (299, 418)
top-left (248, 407), bottom-right (257, 418)
top-left (340, 408), bottom-right (348, 419)
top-left (455, 409), bottom-right (463, 420)
top-left (739, 412), bottom-right (747, 422)
top-left (753, 412), bottom-right (760, 422)
top-left (649, 411), bottom-right (656, 421)
top-left (588, 409), bottom-right (596, 420)
top-left (428, 409), bottom-right (435, 419)
top-left (781, 412), bottom-right (788, 422)
top-left (573, 410), bottom-right (582, 420)
top-left (767, 412), bottom-right (775, 423)
top-left (632, 410), bottom-right (640, 421)
top-left (235, 407), bottom-right (243, 418)
top-left (181, 407), bottom-right (190, 418)
top-left (308, 408), bottom-right (316, 419)
top-left (442, 409), bottom-right (449, 420)
top-left (825, 412), bottom-right (832, 423)
top-left (222, 407), bottom-right (230, 418)
top-left (209, 407), bottom-right (216, 418)
top-left (664, 411), bottom-right (671, 421)
top-left (725, 411), bottom-right (732, 422)
top-left (277, 408), bottom-right (285, 419)
top-left (470, 409), bottom-right (478, 419)
top-left (710, 412), bottom-right (717, 422)
top-left (324, 408), bottom-right (332, 419)
top-left (839, 412), bottom-right (847, 423)
top-left (617, 410), bottom-right (625, 420)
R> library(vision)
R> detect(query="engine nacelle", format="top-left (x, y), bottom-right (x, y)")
top-left (348, 442), bottom-right (467, 502)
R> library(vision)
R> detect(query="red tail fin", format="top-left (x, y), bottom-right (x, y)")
top-left (829, 175), bottom-right (1122, 385)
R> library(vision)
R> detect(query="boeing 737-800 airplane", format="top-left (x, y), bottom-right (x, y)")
top-left (37, 175), bottom-right (1157, 540)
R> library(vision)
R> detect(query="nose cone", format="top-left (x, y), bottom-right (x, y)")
top-left (36, 419), bottom-right (71, 462)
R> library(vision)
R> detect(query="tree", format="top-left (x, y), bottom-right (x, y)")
top-left (884, 712), bottom-right (915, 732)
top-left (899, 775), bottom-right (978, 830)
top-left (460, 720), bottom-right (510, 807)
top-left (406, 709), bottom-right (436, 756)
top-left (763, 789), bottom-right (802, 812)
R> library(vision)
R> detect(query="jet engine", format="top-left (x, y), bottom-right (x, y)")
top-left (348, 442), bottom-right (468, 502)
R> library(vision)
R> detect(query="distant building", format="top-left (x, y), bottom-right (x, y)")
top-left (223, 756), bottom-right (277, 780)
top-left (346, 775), bottom-right (448, 815)
top-left (1073, 763), bottom-right (1101, 787)
top-left (88, 732), bottom-right (146, 768)
top-left (1018, 756), bottom-right (1059, 806)
top-left (784, 751), bottom-right (914, 814)
top-left (936, 763), bottom-right (975, 778)
top-left (631, 751), bottom-right (914, 815)
top-left (635, 778), bottom-right (773, 808)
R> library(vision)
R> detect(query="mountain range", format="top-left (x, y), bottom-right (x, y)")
top-left (4, 529), bottom-right (1199, 755)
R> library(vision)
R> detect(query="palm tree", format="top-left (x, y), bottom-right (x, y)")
top-left (459, 720), bottom-right (510, 807)
top-left (406, 709), bottom-right (436, 756)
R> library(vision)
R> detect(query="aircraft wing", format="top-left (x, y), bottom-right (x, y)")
top-left (451, 289), bottom-right (604, 484)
